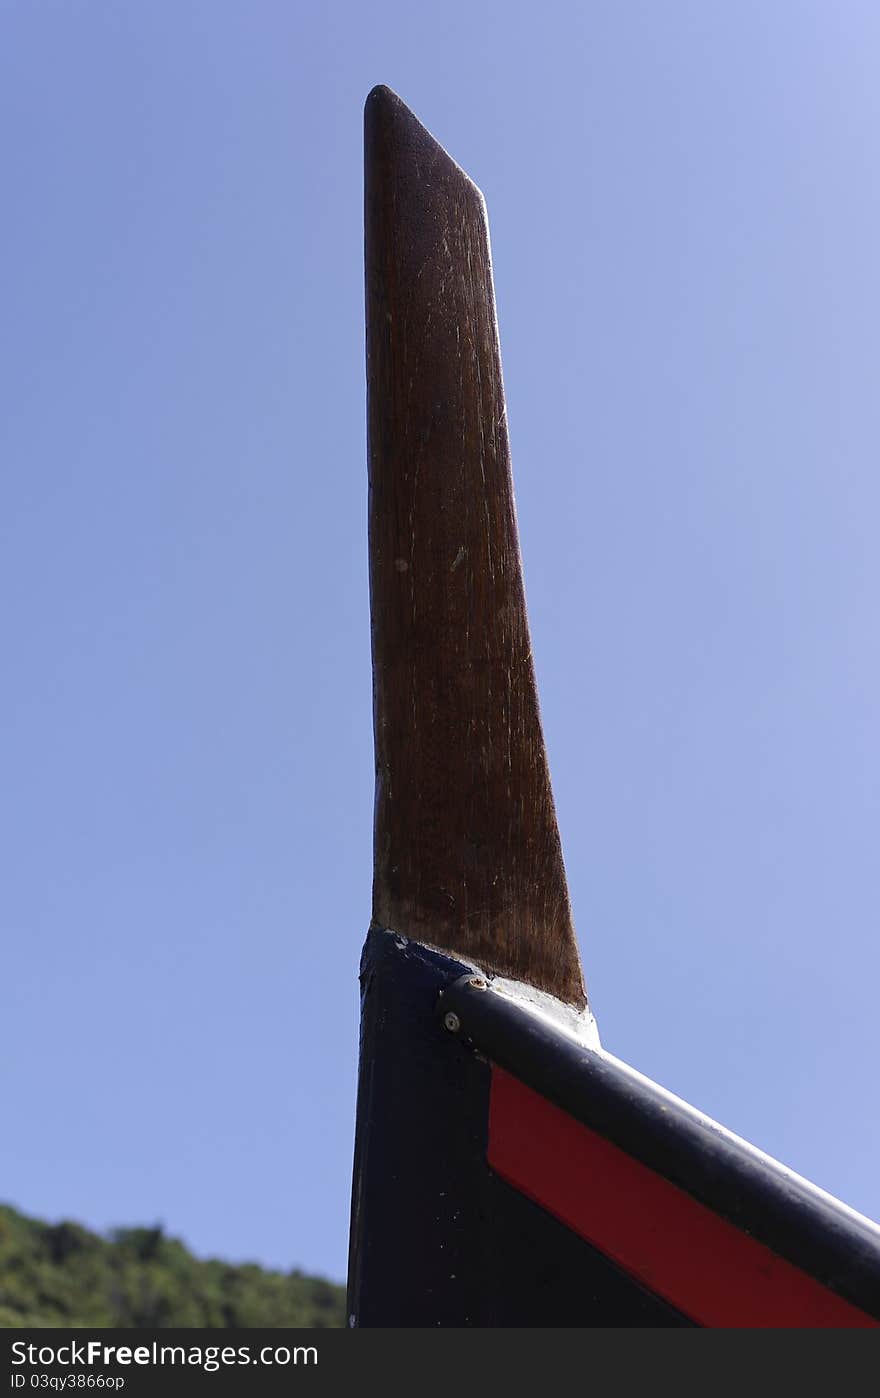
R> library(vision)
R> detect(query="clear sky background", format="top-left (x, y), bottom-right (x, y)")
top-left (3, 2), bottom-right (880, 1286)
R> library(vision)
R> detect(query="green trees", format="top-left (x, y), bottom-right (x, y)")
top-left (0, 1206), bottom-right (344, 1328)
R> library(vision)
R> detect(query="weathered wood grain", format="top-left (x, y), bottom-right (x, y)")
top-left (365, 85), bottom-right (585, 1008)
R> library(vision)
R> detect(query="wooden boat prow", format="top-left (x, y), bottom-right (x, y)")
top-left (347, 86), bottom-right (880, 1329)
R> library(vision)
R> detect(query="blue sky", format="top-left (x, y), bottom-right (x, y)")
top-left (3, 1), bottom-right (880, 1285)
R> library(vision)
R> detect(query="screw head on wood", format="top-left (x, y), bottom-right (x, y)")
top-left (443, 1011), bottom-right (461, 1034)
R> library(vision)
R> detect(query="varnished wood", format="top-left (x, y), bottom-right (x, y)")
top-left (365, 86), bottom-right (585, 1008)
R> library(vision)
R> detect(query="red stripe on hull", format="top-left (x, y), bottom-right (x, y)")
top-left (488, 1066), bottom-right (877, 1328)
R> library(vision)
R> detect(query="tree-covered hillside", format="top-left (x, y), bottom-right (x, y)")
top-left (0, 1205), bottom-right (345, 1328)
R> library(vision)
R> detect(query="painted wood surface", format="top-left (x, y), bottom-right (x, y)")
top-left (347, 930), bottom-right (689, 1326)
top-left (489, 1067), bottom-right (877, 1328)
